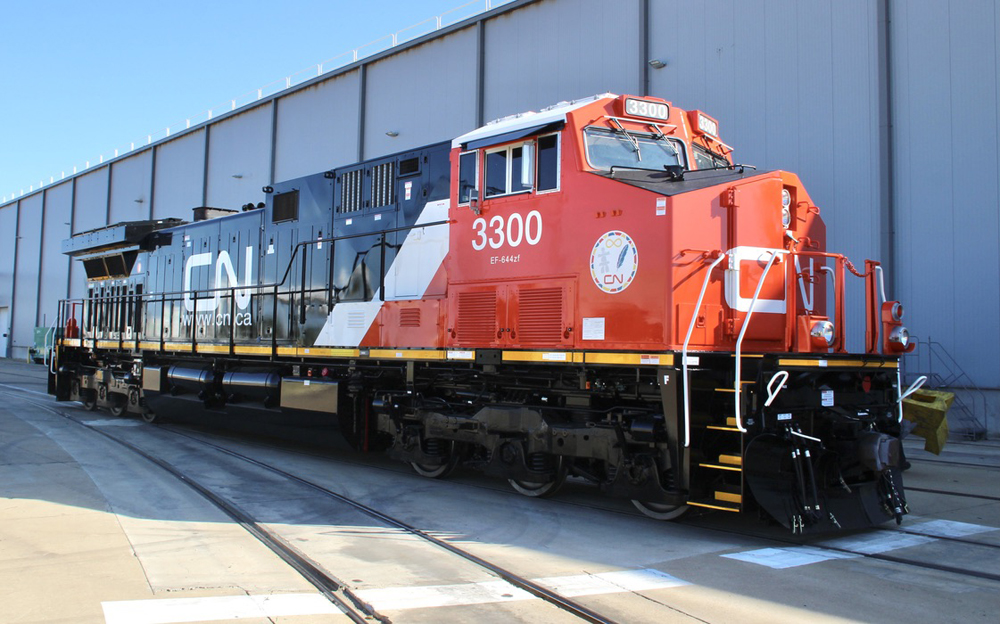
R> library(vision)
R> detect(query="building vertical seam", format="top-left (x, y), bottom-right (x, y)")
top-left (202, 127), bottom-right (211, 206)
top-left (8, 200), bottom-right (21, 357)
top-left (35, 190), bottom-right (47, 327)
top-left (358, 65), bottom-right (368, 163)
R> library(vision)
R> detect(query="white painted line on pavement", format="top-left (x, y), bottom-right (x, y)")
top-left (102, 593), bottom-right (341, 624)
top-left (355, 568), bottom-right (689, 611)
top-left (722, 546), bottom-right (861, 569)
top-left (83, 419), bottom-right (144, 427)
top-left (909, 519), bottom-right (997, 538)
top-left (356, 580), bottom-right (533, 611)
top-left (102, 569), bottom-right (688, 621)
top-left (544, 568), bottom-right (689, 597)
top-left (818, 531), bottom-right (936, 554)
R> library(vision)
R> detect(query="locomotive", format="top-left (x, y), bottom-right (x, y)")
top-left (49, 93), bottom-right (917, 533)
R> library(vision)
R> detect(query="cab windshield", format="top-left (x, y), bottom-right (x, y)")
top-left (584, 126), bottom-right (686, 171)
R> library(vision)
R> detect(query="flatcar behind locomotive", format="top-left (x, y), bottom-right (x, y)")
top-left (49, 93), bottom-right (919, 533)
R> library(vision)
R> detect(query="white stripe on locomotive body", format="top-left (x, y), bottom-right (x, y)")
top-left (313, 198), bottom-right (450, 347)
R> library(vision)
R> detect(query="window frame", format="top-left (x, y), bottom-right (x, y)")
top-left (582, 126), bottom-right (688, 172)
top-left (693, 144), bottom-right (730, 170)
top-left (535, 132), bottom-right (561, 195)
top-left (457, 150), bottom-right (479, 206)
top-left (484, 142), bottom-right (534, 199)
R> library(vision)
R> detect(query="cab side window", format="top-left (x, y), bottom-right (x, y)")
top-left (536, 134), bottom-right (559, 192)
top-left (458, 151), bottom-right (478, 204)
top-left (485, 143), bottom-right (533, 198)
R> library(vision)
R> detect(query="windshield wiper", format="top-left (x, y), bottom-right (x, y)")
top-left (608, 164), bottom-right (667, 176)
top-left (609, 118), bottom-right (641, 161)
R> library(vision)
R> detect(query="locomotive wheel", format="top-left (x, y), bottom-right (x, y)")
top-left (631, 500), bottom-right (689, 520)
top-left (410, 456), bottom-right (459, 479)
top-left (140, 410), bottom-right (160, 424)
top-left (409, 439), bottom-right (459, 478)
top-left (109, 396), bottom-right (127, 417)
top-left (508, 458), bottom-right (567, 498)
top-left (81, 391), bottom-right (98, 411)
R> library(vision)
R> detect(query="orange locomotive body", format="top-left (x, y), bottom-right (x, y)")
top-left (51, 94), bottom-right (916, 532)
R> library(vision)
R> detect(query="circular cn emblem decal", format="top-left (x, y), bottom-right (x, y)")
top-left (590, 231), bottom-right (638, 293)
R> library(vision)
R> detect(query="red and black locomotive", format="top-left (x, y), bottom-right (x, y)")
top-left (50, 93), bottom-right (917, 532)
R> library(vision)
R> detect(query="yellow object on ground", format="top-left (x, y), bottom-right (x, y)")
top-left (902, 390), bottom-right (954, 455)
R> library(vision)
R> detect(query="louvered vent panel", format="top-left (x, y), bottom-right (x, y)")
top-left (399, 308), bottom-right (421, 328)
top-left (456, 291), bottom-right (497, 345)
top-left (517, 287), bottom-right (563, 343)
top-left (371, 162), bottom-right (396, 208)
top-left (339, 170), bottom-right (364, 213)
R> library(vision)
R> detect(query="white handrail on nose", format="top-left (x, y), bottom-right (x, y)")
top-left (765, 370), bottom-right (790, 407)
top-left (681, 252), bottom-right (727, 447)
top-left (734, 249), bottom-right (786, 433)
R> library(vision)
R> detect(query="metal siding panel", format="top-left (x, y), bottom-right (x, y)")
top-left (73, 167), bottom-right (110, 233)
top-left (70, 168), bottom-right (110, 300)
top-left (726, 0), bottom-right (768, 169)
top-left (655, 2), bottom-right (709, 110)
top-left (946, 0), bottom-right (999, 385)
top-left (830, 0), bottom-right (882, 353)
top-left (651, 0), bottom-right (881, 353)
top-left (108, 150), bottom-right (152, 224)
top-left (483, 0), bottom-right (641, 121)
top-left (0, 204), bottom-right (17, 308)
top-left (206, 104), bottom-right (272, 209)
top-left (13, 194), bottom-right (43, 354)
top-left (38, 182), bottom-right (73, 327)
top-left (892, 0), bottom-right (957, 373)
top-left (365, 28), bottom-right (478, 157)
top-left (152, 129), bottom-right (206, 220)
top-left (274, 71), bottom-right (362, 181)
top-left (763, 0), bottom-right (800, 172)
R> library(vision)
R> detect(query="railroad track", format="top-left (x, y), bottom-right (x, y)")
top-left (139, 412), bottom-right (1000, 587)
top-left (8, 391), bottom-right (633, 624)
top-left (5, 384), bottom-right (999, 610)
top-left (906, 486), bottom-right (1000, 503)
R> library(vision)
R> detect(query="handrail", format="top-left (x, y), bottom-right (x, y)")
top-left (60, 219), bottom-right (449, 347)
top-left (764, 370), bottom-right (789, 407)
top-left (68, 219), bottom-right (449, 309)
top-left (734, 248), bottom-right (785, 433)
top-left (681, 251), bottom-right (726, 447)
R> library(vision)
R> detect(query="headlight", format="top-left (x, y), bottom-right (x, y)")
top-left (809, 320), bottom-right (835, 348)
top-left (888, 326), bottom-right (909, 349)
top-left (781, 189), bottom-right (792, 228)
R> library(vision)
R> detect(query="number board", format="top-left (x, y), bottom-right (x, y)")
top-left (622, 97), bottom-right (670, 121)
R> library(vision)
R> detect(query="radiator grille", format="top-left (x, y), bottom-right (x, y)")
top-left (371, 162), bottom-right (396, 208)
top-left (339, 169), bottom-right (364, 213)
top-left (517, 287), bottom-right (563, 343)
top-left (456, 291), bottom-right (497, 345)
top-left (399, 307), bottom-right (421, 327)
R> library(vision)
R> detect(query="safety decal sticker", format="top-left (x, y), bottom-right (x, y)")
top-left (590, 230), bottom-right (638, 293)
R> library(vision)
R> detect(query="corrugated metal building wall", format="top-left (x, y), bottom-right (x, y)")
top-left (0, 0), bottom-right (996, 434)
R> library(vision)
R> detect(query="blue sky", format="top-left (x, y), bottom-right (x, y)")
top-left (0, 0), bottom-right (492, 202)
